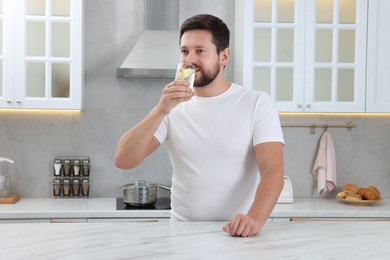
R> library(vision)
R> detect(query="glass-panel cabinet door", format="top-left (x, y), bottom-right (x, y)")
top-left (0, 0), bottom-right (15, 108)
top-left (13, 0), bottom-right (83, 110)
top-left (366, 0), bottom-right (390, 112)
top-left (241, 0), bottom-right (368, 112)
top-left (0, 0), bottom-right (4, 102)
top-left (305, 0), bottom-right (367, 112)
top-left (243, 0), bottom-right (306, 112)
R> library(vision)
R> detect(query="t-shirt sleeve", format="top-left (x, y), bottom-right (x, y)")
top-left (154, 116), bottom-right (168, 144)
top-left (252, 92), bottom-right (285, 146)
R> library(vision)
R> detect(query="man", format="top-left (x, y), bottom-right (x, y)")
top-left (115, 14), bottom-right (284, 237)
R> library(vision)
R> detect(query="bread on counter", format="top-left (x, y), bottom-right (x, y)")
top-left (337, 184), bottom-right (381, 201)
top-left (342, 183), bottom-right (359, 194)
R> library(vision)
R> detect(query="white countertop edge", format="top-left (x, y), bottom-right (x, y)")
top-left (1, 197), bottom-right (390, 220)
top-left (0, 197), bottom-right (171, 219)
top-left (0, 211), bottom-right (171, 219)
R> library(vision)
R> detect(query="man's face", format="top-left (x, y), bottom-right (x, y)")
top-left (179, 30), bottom-right (222, 87)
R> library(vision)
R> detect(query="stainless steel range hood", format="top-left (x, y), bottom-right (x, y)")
top-left (116, 0), bottom-right (180, 78)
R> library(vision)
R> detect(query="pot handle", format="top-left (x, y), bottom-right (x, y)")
top-left (119, 185), bottom-right (129, 190)
top-left (157, 184), bottom-right (171, 191)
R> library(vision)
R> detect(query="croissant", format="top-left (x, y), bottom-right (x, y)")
top-left (343, 183), bottom-right (359, 194)
top-left (336, 191), bottom-right (347, 199)
top-left (358, 188), bottom-right (380, 200)
top-left (346, 193), bottom-right (362, 201)
top-left (366, 186), bottom-right (381, 200)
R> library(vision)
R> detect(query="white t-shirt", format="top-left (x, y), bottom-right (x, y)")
top-left (154, 84), bottom-right (284, 221)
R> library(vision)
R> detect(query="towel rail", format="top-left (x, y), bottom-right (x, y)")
top-left (281, 121), bottom-right (356, 134)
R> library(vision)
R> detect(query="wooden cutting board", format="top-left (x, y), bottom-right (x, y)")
top-left (0, 194), bottom-right (20, 204)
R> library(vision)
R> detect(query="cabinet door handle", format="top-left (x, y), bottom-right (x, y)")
top-left (306, 104), bottom-right (311, 108)
top-left (297, 104), bottom-right (303, 108)
top-left (6, 100), bottom-right (12, 104)
top-left (16, 100), bottom-right (22, 104)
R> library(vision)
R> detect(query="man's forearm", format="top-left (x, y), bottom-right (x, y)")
top-left (114, 108), bottom-right (165, 169)
top-left (247, 171), bottom-right (284, 225)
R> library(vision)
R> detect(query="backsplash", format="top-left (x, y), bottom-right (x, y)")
top-left (280, 115), bottom-right (390, 198)
top-left (0, 0), bottom-right (389, 198)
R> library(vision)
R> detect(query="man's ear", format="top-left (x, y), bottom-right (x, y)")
top-left (220, 47), bottom-right (230, 65)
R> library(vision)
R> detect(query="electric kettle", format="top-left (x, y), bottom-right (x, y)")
top-left (0, 157), bottom-right (15, 197)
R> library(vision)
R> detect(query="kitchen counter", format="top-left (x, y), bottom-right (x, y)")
top-left (272, 197), bottom-right (390, 219)
top-left (0, 220), bottom-right (389, 259)
top-left (0, 197), bottom-right (389, 221)
top-left (0, 197), bottom-right (171, 220)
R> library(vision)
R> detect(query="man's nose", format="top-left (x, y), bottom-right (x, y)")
top-left (185, 52), bottom-right (196, 64)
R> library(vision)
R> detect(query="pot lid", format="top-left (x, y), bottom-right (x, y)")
top-left (124, 180), bottom-right (157, 189)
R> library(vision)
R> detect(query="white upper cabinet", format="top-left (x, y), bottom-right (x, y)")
top-left (237, 0), bottom-right (368, 112)
top-left (366, 0), bottom-right (390, 112)
top-left (0, 0), bottom-right (83, 110)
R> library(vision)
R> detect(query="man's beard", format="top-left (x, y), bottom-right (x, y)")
top-left (193, 63), bottom-right (220, 88)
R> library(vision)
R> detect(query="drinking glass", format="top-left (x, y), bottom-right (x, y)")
top-left (175, 63), bottom-right (196, 89)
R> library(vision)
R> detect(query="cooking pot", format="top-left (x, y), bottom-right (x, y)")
top-left (121, 180), bottom-right (171, 207)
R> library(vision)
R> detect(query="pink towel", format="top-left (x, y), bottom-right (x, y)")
top-left (312, 131), bottom-right (337, 195)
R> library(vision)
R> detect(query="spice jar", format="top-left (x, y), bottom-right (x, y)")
top-left (72, 159), bottom-right (81, 176)
top-left (53, 179), bottom-right (62, 196)
top-left (63, 179), bottom-right (71, 196)
top-left (53, 159), bottom-right (62, 176)
top-left (63, 159), bottom-right (72, 176)
top-left (81, 179), bottom-right (90, 196)
top-left (72, 179), bottom-right (81, 196)
top-left (82, 159), bottom-right (90, 176)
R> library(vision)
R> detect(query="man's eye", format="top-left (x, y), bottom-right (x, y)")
top-left (181, 50), bottom-right (188, 54)
top-left (197, 49), bottom-right (205, 54)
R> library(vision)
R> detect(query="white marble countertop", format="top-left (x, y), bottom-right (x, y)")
top-left (0, 220), bottom-right (389, 259)
top-left (0, 197), bottom-right (389, 220)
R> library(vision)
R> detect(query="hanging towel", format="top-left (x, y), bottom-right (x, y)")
top-left (312, 130), bottom-right (337, 195)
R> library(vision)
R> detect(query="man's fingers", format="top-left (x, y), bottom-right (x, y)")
top-left (224, 214), bottom-right (261, 237)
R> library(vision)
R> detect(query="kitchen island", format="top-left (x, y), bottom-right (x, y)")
top-left (0, 220), bottom-right (388, 259)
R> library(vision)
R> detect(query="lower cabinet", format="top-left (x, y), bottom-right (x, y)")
top-left (50, 218), bottom-right (88, 223)
top-left (0, 219), bottom-right (51, 224)
top-left (51, 218), bottom-right (171, 223)
top-left (0, 218), bottom-right (169, 224)
top-left (290, 218), bottom-right (390, 221)
top-left (270, 218), bottom-right (291, 222)
top-left (87, 218), bottom-right (170, 223)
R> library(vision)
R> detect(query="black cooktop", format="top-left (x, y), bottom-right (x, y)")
top-left (116, 197), bottom-right (171, 210)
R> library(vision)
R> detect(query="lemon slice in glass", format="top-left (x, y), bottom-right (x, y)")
top-left (179, 68), bottom-right (195, 80)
